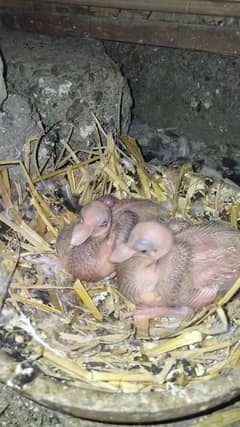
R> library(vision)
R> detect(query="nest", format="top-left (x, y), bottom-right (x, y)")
top-left (0, 119), bottom-right (240, 423)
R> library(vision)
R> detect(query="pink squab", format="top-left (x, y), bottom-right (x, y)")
top-left (110, 221), bottom-right (240, 319)
top-left (56, 195), bottom-right (172, 282)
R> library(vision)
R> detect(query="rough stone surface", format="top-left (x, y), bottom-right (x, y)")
top-left (0, 93), bottom-right (40, 161)
top-left (104, 42), bottom-right (240, 149)
top-left (0, 53), bottom-right (7, 108)
top-left (0, 29), bottom-right (132, 148)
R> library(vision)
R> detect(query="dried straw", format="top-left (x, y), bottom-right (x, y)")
top-left (0, 124), bottom-right (240, 395)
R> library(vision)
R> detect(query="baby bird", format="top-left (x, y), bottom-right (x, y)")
top-left (56, 195), bottom-right (171, 282)
top-left (110, 221), bottom-right (240, 319)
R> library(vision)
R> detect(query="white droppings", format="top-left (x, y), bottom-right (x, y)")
top-left (42, 87), bottom-right (57, 98)
top-left (79, 124), bottom-right (94, 139)
top-left (38, 78), bottom-right (58, 98)
top-left (15, 313), bottom-right (63, 356)
top-left (58, 80), bottom-right (72, 97)
top-left (93, 291), bottom-right (108, 304)
top-left (38, 77), bottom-right (45, 88)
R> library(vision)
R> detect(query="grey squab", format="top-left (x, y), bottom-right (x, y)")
top-left (110, 220), bottom-right (240, 319)
top-left (56, 195), bottom-right (173, 282)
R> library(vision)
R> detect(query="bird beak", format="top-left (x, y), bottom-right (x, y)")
top-left (110, 244), bottom-right (136, 263)
top-left (70, 223), bottom-right (94, 246)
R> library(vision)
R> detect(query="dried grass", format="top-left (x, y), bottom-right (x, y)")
top-left (0, 122), bottom-right (240, 399)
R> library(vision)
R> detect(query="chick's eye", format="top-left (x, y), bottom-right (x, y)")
top-left (99, 221), bottom-right (108, 227)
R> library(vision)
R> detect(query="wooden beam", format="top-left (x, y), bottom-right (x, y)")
top-left (1, 0), bottom-right (240, 17)
top-left (2, 12), bottom-right (240, 56)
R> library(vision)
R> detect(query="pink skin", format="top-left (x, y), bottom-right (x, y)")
top-left (111, 221), bottom-right (240, 320)
top-left (70, 195), bottom-right (119, 247)
top-left (70, 201), bottom-right (112, 246)
top-left (56, 196), bottom-right (172, 282)
top-left (70, 198), bottom-right (189, 247)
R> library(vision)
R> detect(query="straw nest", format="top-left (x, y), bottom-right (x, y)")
top-left (0, 117), bottom-right (240, 401)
